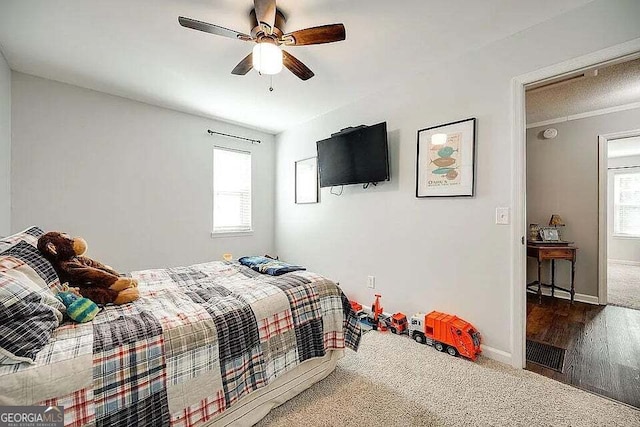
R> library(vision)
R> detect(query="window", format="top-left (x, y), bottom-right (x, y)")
top-left (213, 148), bottom-right (252, 234)
top-left (614, 171), bottom-right (640, 237)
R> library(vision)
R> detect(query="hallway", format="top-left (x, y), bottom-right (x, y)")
top-left (526, 294), bottom-right (640, 408)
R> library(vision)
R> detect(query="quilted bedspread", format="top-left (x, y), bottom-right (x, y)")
top-left (0, 261), bottom-right (361, 427)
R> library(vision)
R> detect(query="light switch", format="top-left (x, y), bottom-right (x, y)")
top-left (496, 207), bottom-right (510, 225)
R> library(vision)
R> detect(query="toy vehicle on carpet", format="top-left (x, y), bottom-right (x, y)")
top-left (350, 300), bottom-right (363, 313)
top-left (366, 294), bottom-right (384, 329)
top-left (361, 294), bottom-right (407, 334)
top-left (409, 311), bottom-right (482, 361)
top-left (348, 295), bottom-right (482, 361)
top-left (379, 312), bottom-right (408, 334)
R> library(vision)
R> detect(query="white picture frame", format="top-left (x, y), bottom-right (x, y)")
top-left (295, 157), bottom-right (319, 204)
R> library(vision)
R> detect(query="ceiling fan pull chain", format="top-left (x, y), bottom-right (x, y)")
top-left (269, 75), bottom-right (274, 92)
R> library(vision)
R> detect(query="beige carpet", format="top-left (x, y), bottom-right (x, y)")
top-left (608, 261), bottom-right (640, 310)
top-left (257, 332), bottom-right (639, 427)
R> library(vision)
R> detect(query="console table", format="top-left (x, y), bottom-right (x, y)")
top-left (527, 244), bottom-right (577, 303)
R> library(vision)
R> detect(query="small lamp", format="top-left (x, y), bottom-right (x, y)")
top-left (549, 214), bottom-right (565, 240)
top-left (549, 214), bottom-right (565, 227)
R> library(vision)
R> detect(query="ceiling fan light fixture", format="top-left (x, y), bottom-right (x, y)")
top-left (252, 42), bottom-right (283, 75)
top-left (179, 2), bottom-right (346, 81)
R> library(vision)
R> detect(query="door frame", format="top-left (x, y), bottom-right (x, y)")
top-left (510, 38), bottom-right (640, 369)
top-left (599, 129), bottom-right (640, 306)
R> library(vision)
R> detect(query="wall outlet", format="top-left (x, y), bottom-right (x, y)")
top-left (367, 276), bottom-right (375, 289)
top-left (496, 207), bottom-right (510, 225)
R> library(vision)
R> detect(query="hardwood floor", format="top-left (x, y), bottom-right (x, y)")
top-left (526, 293), bottom-right (640, 408)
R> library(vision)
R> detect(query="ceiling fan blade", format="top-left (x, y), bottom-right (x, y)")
top-left (231, 53), bottom-right (254, 75)
top-left (254, 0), bottom-right (277, 34)
top-left (283, 51), bottom-right (314, 81)
top-left (178, 16), bottom-right (252, 41)
top-left (282, 24), bottom-right (346, 46)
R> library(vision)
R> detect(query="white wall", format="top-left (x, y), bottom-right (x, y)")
top-left (0, 51), bottom-right (10, 236)
top-left (608, 154), bottom-right (640, 263)
top-left (11, 73), bottom-right (275, 271)
top-left (274, 0), bottom-right (640, 360)
top-left (527, 108), bottom-right (640, 297)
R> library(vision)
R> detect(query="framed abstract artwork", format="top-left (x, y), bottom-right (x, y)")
top-left (295, 157), bottom-right (319, 204)
top-left (416, 118), bottom-right (476, 197)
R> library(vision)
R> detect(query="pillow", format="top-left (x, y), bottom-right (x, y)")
top-left (0, 272), bottom-right (62, 364)
top-left (0, 256), bottom-right (65, 313)
top-left (0, 226), bottom-right (45, 251)
top-left (0, 241), bottom-right (61, 293)
top-left (238, 256), bottom-right (306, 276)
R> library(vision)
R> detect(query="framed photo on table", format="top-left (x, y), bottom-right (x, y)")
top-left (540, 227), bottom-right (560, 242)
top-left (295, 157), bottom-right (319, 204)
top-left (416, 118), bottom-right (476, 197)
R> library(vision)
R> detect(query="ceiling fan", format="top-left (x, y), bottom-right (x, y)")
top-left (178, 0), bottom-right (346, 81)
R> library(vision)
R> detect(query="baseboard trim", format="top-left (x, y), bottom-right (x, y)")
top-left (527, 288), bottom-right (599, 305)
top-left (481, 345), bottom-right (512, 364)
top-left (609, 259), bottom-right (640, 266)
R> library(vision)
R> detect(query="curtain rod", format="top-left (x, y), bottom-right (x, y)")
top-left (207, 129), bottom-right (261, 145)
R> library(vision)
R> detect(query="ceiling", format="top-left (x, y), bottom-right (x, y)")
top-left (527, 58), bottom-right (640, 125)
top-left (608, 136), bottom-right (640, 159)
top-left (0, 0), bottom-right (595, 134)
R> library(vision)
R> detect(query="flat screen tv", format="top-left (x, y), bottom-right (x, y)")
top-left (316, 122), bottom-right (389, 188)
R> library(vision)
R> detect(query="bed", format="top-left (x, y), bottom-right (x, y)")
top-left (0, 229), bottom-right (361, 427)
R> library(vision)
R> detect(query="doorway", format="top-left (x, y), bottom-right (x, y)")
top-left (601, 132), bottom-right (640, 311)
top-left (518, 52), bottom-right (640, 408)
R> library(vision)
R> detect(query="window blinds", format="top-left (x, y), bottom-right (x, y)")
top-left (213, 148), bottom-right (252, 234)
top-left (614, 171), bottom-right (640, 237)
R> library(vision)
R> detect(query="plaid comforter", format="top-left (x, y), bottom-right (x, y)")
top-left (0, 261), bottom-right (361, 427)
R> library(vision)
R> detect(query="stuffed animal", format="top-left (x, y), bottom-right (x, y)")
top-left (57, 289), bottom-right (100, 323)
top-left (38, 232), bottom-right (139, 305)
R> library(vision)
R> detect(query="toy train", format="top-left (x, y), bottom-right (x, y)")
top-left (350, 294), bottom-right (482, 361)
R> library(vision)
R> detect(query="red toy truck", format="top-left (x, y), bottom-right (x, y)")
top-left (351, 295), bottom-right (408, 334)
top-left (350, 300), bottom-right (363, 314)
top-left (409, 311), bottom-right (481, 360)
top-left (380, 312), bottom-right (408, 334)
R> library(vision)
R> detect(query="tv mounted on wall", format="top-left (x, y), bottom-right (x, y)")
top-left (316, 122), bottom-right (390, 188)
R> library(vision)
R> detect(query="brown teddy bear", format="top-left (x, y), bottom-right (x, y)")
top-left (38, 231), bottom-right (139, 305)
